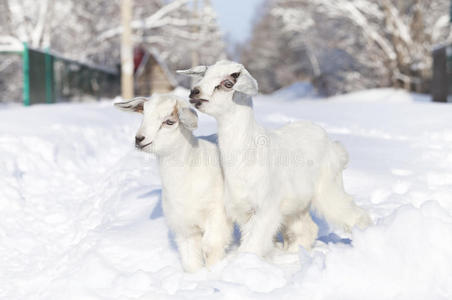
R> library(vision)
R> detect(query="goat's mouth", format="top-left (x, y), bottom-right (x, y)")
top-left (189, 98), bottom-right (209, 109)
top-left (136, 141), bottom-right (153, 150)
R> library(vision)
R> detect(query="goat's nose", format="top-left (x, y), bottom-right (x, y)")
top-left (135, 135), bottom-right (145, 145)
top-left (189, 87), bottom-right (200, 98)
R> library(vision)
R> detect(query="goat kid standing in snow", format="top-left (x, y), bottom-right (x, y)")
top-left (178, 61), bottom-right (372, 257)
top-left (115, 94), bottom-right (232, 272)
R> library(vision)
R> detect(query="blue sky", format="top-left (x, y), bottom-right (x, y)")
top-left (211, 0), bottom-right (265, 44)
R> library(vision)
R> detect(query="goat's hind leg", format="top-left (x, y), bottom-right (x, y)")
top-left (282, 210), bottom-right (318, 252)
top-left (238, 204), bottom-right (282, 257)
top-left (313, 173), bottom-right (371, 232)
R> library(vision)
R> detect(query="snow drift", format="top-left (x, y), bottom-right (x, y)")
top-left (1, 89), bottom-right (452, 299)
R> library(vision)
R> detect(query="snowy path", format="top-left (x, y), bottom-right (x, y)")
top-left (1, 89), bottom-right (451, 299)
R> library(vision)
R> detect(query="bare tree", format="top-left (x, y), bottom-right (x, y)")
top-left (98, 0), bottom-right (225, 69)
top-left (0, 0), bottom-right (122, 65)
top-left (240, 0), bottom-right (314, 93)
top-left (243, 0), bottom-right (452, 95)
top-left (0, 0), bottom-right (226, 102)
top-left (0, 0), bottom-right (224, 67)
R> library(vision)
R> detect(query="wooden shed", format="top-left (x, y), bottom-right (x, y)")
top-left (134, 47), bottom-right (177, 96)
top-left (432, 41), bottom-right (452, 103)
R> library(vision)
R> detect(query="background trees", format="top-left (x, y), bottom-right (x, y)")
top-left (0, 0), bottom-right (224, 70)
top-left (1, 0), bottom-right (450, 99)
top-left (0, 0), bottom-right (225, 102)
top-left (241, 0), bottom-right (452, 95)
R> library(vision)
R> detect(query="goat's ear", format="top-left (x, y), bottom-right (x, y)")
top-left (176, 100), bottom-right (198, 131)
top-left (233, 67), bottom-right (258, 96)
top-left (176, 65), bottom-right (208, 78)
top-left (114, 97), bottom-right (148, 113)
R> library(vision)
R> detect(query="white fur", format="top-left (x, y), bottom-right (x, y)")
top-left (115, 94), bottom-right (232, 272)
top-left (179, 61), bottom-right (372, 257)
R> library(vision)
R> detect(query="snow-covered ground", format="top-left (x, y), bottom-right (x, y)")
top-left (1, 88), bottom-right (452, 300)
top-left (271, 81), bottom-right (320, 100)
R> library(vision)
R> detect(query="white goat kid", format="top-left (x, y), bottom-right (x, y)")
top-left (178, 61), bottom-right (371, 257)
top-left (115, 94), bottom-right (232, 272)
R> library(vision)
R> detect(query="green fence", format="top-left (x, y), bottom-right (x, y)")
top-left (0, 43), bottom-right (120, 105)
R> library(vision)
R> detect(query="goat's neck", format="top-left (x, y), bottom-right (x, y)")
top-left (216, 94), bottom-right (260, 153)
top-left (156, 127), bottom-right (196, 175)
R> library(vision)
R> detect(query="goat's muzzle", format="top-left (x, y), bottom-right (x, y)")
top-left (189, 98), bottom-right (208, 109)
top-left (189, 87), bottom-right (200, 98)
top-left (135, 135), bottom-right (145, 145)
top-left (136, 141), bottom-right (152, 150)
top-left (135, 135), bottom-right (152, 149)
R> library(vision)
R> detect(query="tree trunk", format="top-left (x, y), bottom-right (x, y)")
top-left (121, 0), bottom-right (134, 99)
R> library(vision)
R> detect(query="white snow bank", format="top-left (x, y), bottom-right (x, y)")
top-left (329, 88), bottom-right (431, 103)
top-left (291, 202), bottom-right (452, 300)
top-left (271, 81), bottom-right (319, 100)
top-left (1, 89), bottom-right (452, 299)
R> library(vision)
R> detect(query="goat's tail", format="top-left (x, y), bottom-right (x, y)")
top-left (330, 141), bottom-right (349, 174)
top-left (311, 141), bottom-right (371, 232)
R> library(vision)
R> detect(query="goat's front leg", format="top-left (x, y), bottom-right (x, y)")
top-left (175, 232), bottom-right (203, 272)
top-left (238, 203), bottom-right (281, 257)
top-left (202, 207), bottom-right (232, 267)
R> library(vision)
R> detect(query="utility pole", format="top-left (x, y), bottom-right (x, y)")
top-left (190, 0), bottom-right (201, 86)
top-left (121, 0), bottom-right (134, 99)
top-left (191, 0), bottom-right (200, 68)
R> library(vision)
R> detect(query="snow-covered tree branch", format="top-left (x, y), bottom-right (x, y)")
top-left (0, 0), bottom-right (225, 95)
top-left (243, 0), bottom-right (452, 95)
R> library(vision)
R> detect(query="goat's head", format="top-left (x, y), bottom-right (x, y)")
top-left (177, 60), bottom-right (258, 116)
top-left (114, 94), bottom-right (198, 154)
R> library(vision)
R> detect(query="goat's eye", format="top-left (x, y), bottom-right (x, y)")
top-left (223, 80), bottom-right (234, 89)
top-left (231, 72), bottom-right (240, 79)
top-left (165, 120), bottom-right (175, 126)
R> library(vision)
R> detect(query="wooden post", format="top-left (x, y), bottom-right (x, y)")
top-left (191, 0), bottom-right (200, 86)
top-left (121, 0), bottom-right (134, 99)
